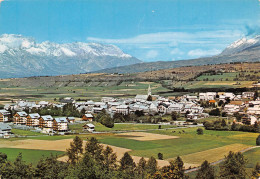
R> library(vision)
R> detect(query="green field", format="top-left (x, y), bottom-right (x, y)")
top-left (11, 128), bottom-right (44, 136)
top-left (0, 148), bottom-right (64, 165)
top-left (0, 127), bottom-right (259, 177)
top-left (91, 127), bottom-right (259, 159)
top-left (196, 72), bottom-right (238, 81)
top-left (0, 81), bottom-right (169, 102)
top-left (69, 122), bottom-right (177, 133)
top-left (188, 146), bottom-right (260, 178)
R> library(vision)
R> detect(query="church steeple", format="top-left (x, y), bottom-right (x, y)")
top-left (148, 85), bottom-right (152, 96)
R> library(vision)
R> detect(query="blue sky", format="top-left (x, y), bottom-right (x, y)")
top-left (0, 0), bottom-right (260, 61)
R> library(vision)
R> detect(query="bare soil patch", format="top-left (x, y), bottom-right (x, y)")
top-left (0, 139), bottom-right (74, 151)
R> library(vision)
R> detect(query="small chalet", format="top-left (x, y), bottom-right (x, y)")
top-left (241, 115), bottom-right (259, 125)
top-left (26, 113), bottom-right (41, 127)
top-left (83, 123), bottom-right (95, 133)
top-left (13, 111), bottom-right (28, 125)
top-left (53, 117), bottom-right (68, 132)
top-left (67, 117), bottom-right (75, 123)
top-left (187, 113), bottom-right (199, 120)
top-left (0, 123), bottom-right (12, 138)
top-left (39, 115), bottom-right (54, 133)
top-left (82, 114), bottom-right (94, 121)
top-left (242, 92), bottom-right (255, 99)
top-left (0, 110), bottom-right (11, 122)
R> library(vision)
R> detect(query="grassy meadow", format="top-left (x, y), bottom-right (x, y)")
top-left (0, 81), bottom-right (170, 103)
top-left (0, 125), bottom-right (259, 178)
top-left (0, 148), bottom-right (64, 165)
top-left (69, 122), bottom-right (177, 133)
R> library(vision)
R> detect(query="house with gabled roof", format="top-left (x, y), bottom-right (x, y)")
top-left (0, 110), bottom-right (11, 122)
top-left (83, 123), bottom-right (95, 133)
top-left (82, 114), bottom-right (94, 121)
top-left (0, 123), bottom-right (12, 138)
top-left (39, 115), bottom-right (54, 133)
top-left (26, 113), bottom-right (41, 127)
top-left (53, 117), bottom-right (68, 132)
top-left (67, 117), bottom-right (75, 123)
top-left (13, 111), bottom-right (28, 125)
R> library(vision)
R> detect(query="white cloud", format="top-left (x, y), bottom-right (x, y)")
top-left (146, 50), bottom-right (158, 59)
top-left (188, 49), bottom-right (221, 57)
top-left (87, 30), bottom-right (243, 46)
top-left (87, 30), bottom-right (244, 61)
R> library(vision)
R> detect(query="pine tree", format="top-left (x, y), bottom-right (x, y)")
top-left (160, 156), bottom-right (187, 179)
top-left (219, 152), bottom-right (247, 179)
top-left (137, 157), bottom-right (147, 179)
top-left (120, 152), bottom-right (136, 170)
top-left (85, 137), bottom-right (104, 162)
top-left (103, 146), bottom-right (117, 170)
top-left (146, 156), bottom-right (158, 175)
top-left (66, 136), bottom-right (83, 165)
top-left (12, 153), bottom-right (34, 178)
top-left (252, 162), bottom-right (260, 179)
top-left (195, 160), bottom-right (215, 179)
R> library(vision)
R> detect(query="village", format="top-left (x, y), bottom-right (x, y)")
top-left (0, 85), bottom-right (259, 138)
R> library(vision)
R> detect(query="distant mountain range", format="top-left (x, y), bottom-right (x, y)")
top-left (0, 34), bottom-right (141, 78)
top-left (95, 36), bottom-right (260, 74)
top-left (0, 34), bottom-right (260, 78)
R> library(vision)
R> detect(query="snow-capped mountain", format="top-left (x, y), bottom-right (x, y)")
top-left (0, 34), bottom-right (141, 78)
top-left (221, 36), bottom-right (260, 55)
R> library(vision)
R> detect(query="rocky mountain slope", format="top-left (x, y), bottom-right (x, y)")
top-left (0, 34), bottom-right (141, 78)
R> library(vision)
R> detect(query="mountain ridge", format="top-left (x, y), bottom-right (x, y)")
top-left (0, 34), bottom-right (141, 78)
top-left (94, 36), bottom-right (260, 74)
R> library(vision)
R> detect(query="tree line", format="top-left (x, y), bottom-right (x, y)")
top-left (203, 119), bottom-right (260, 133)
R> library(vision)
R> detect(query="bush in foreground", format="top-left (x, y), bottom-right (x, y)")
top-left (197, 128), bottom-right (203, 135)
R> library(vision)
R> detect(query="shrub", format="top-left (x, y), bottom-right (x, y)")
top-left (158, 153), bottom-right (163, 160)
top-left (197, 128), bottom-right (203, 135)
top-left (256, 135), bottom-right (260, 146)
top-left (101, 115), bottom-right (114, 128)
top-left (209, 108), bottom-right (221, 116)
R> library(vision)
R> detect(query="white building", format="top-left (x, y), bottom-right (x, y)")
top-left (0, 123), bottom-right (12, 138)
top-left (116, 105), bottom-right (129, 115)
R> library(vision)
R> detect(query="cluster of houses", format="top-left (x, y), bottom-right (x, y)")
top-left (0, 86), bottom-right (259, 136)
top-left (75, 86), bottom-right (207, 121)
top-left (0, 110), bottom-right (75, 134)
top-left (198, 91), bottom-right (260, 125)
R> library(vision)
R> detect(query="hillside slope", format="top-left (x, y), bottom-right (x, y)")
top-left (95, 36), bottom-right (260, 74)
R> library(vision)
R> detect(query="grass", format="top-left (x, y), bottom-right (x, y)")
top-left (11, 128), bottom-right (44, 136)
top-left (99, 137), bottom-right (164, 150)
top-left (0, 148), bottom-right (64, 165)
top-left (69, 122), bottom-right (177, 133)
top-left (0, 81), bottom-right (170, 102)
top-left (0, 127), bottom-right (258, 176)
top-left (244, 147), bottom-right (260, 169)
top-left (188, 146), bottom-right (260, 178)
top-left (196, 72), bottom-right (238, 81)
top-left (97, 127), bottom-right (258, 161)
top-left (180, 144), bottom-right (251, 165)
